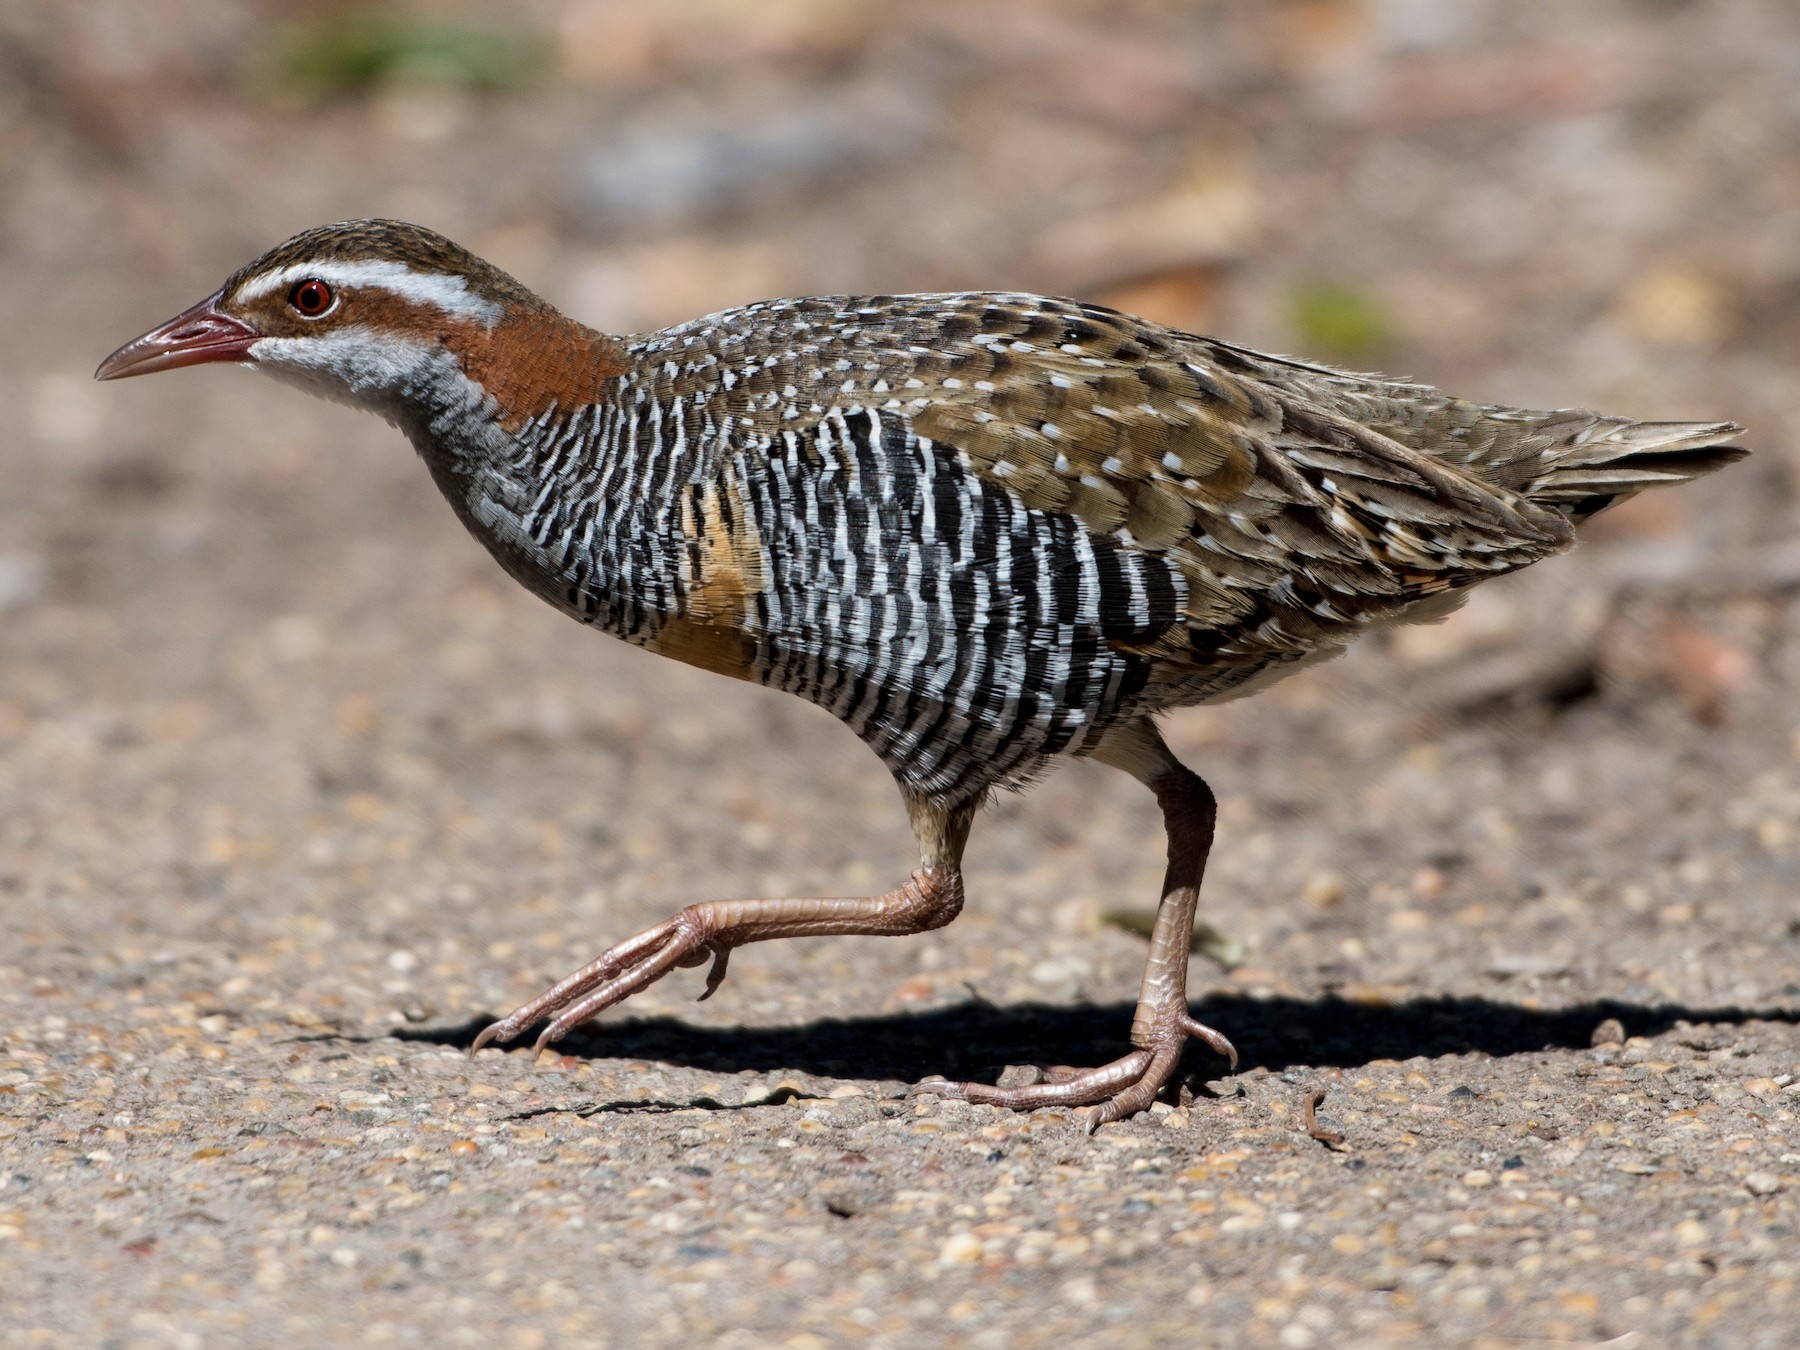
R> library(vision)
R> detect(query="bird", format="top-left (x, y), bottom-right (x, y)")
top-left (97, 219), bottom-right (1746, 1129)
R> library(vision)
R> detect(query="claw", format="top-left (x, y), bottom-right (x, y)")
top-left (468, 1022), bottom-right (501, 1058)
top-left (698, 948), bottom-right (731, 1001)
top-left (1182, 1015), bottom-right (1238, 1070)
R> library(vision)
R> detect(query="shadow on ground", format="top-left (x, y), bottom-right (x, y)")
top-left (394, 993), bottom-right (1800, 1088)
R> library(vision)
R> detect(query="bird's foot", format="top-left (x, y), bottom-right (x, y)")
top-left (913, 1011), bottom-right (1236, 1133)
top-left (469, 875), bottom-right (960, 1057)
top-left (470, 910), bottom-right (725, 1056)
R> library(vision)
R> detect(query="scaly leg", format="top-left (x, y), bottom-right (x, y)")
top-left (916, 720), bottom-right (1237, 1131)
top-left (471, 795), bottom-right (975, 1054)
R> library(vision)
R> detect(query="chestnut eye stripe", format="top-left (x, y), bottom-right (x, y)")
top-left (234, 259), bottom-right (503, 325)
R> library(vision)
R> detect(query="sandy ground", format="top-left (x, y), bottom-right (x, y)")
top-left (4, 2), bottom-right (1800, 1345)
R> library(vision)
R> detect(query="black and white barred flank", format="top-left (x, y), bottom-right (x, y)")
top-left (493, 393), bottom-right (1205, 800)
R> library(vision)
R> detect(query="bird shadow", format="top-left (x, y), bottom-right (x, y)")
top-left (395, 991), bottom-right (1800, 1088)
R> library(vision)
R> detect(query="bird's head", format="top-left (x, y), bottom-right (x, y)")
top-left (97, 219), bottom-right (620, 430)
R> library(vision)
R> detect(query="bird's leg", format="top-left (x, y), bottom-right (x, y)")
top-left (471, 794), bottom-right (976, 1055)
top-left (916, 720), bottom-right (1236, 1131)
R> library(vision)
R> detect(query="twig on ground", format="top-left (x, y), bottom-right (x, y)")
top-left (1304, 1089), bottom-right (1345, 1148)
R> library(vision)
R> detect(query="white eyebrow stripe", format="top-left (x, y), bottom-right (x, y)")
top-left (234, 259), bottom-right (502, 324)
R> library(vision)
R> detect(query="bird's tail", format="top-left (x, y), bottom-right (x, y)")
top-left (1516, 417), bottom-right (1748, 522)
top-left (1200, 342), bottom-right (1748, 522)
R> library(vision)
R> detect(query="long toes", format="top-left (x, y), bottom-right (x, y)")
top-left (937, 1077), bottom-right (1124, 1110)
top-left (533, 937), bottom-right (715, 1047)
top-left (467, 921), bottom-right (705, 1055)
top-left (902, 1010), bottom-right (1234, 1124)
top-left (910, 1051), bottom-right (1156, 1112)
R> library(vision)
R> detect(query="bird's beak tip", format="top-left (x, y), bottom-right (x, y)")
top-left (96, 291), bottom-right (260, 382)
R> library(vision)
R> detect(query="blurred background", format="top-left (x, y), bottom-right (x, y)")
top-left (4, 0), bottom-right (1800, 1085)
top-left (6, 4), bottom-right (1800, 1345)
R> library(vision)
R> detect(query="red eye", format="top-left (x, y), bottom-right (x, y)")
top-left (290, 279), bottom-right (334, 317)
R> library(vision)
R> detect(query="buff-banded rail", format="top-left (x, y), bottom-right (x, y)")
top-left (98, 220), bottom-right (1746, 1128)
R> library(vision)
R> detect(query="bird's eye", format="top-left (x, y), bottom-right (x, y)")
top-left (289, 279), bottom-right (334, 317)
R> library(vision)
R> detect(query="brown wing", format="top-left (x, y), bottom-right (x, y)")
top-left (879, 298), bottom-right (1574, 676)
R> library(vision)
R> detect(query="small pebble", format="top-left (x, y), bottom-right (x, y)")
top-left (938, 1232), bottom-right (982, 1264)
top-left (1744, 1172), bottom-right (1782, 1196)
top-left (1590, 1019), bottom-right (1627, 1048)
top-left (1301, 872), bottom-right (1344, 907)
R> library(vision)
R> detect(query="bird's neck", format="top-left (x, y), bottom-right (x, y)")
top-left (456, 305), bottom-right (630, 437)
top-left (394, 302), bottom-right (629, 476)
top-left (391, 303), bottom-right (637, 614)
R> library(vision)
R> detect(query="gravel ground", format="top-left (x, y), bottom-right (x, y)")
top-left (5, 3), bottom-right (1800, 1346)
